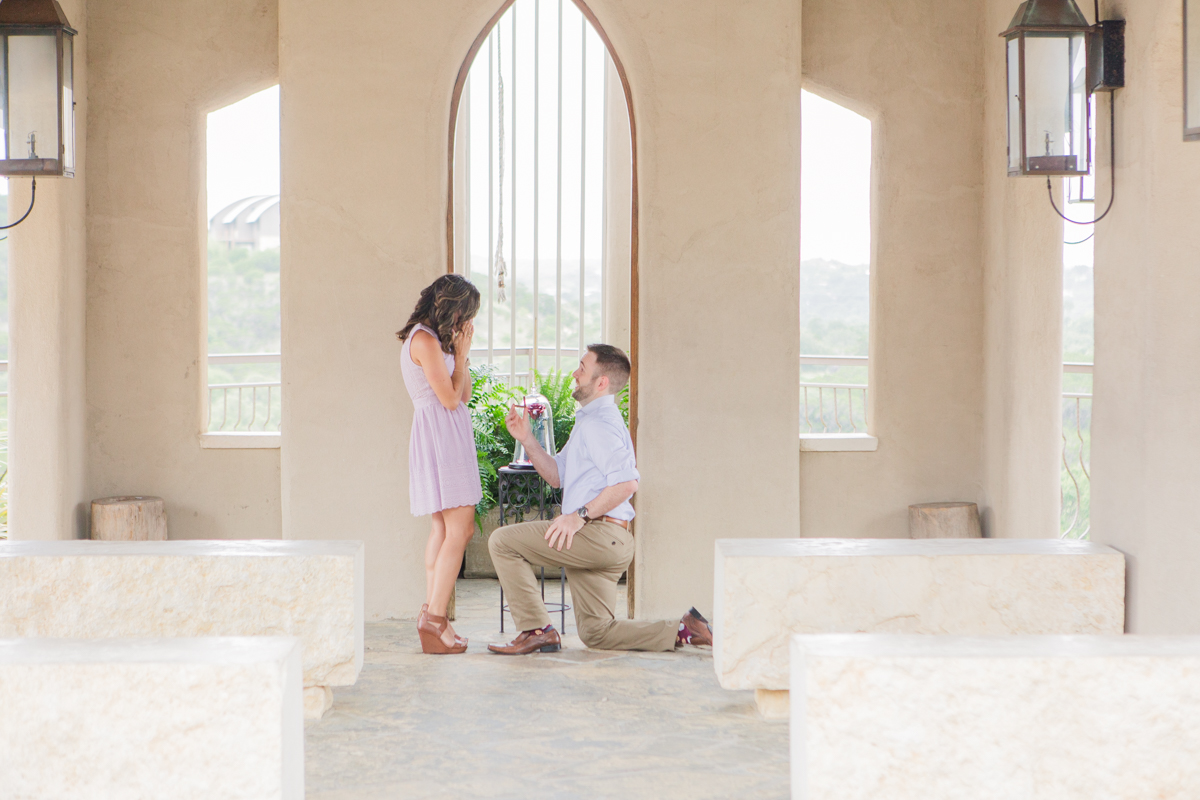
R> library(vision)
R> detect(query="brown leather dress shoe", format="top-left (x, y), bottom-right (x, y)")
top-left (487, 626), bottom-right (562, 655)
top-left (679, 607), bottom-right (713, 646)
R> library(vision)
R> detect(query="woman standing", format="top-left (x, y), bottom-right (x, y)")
top-left (397, 274), bottom-right (482, 654)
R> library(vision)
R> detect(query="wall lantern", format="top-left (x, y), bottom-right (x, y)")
top-left (0, 0), bottom-right (75, 177)
top-left (1002, 0), bottom-right (1094, 176)
top-left (0, 0), bottom-right (76, 230)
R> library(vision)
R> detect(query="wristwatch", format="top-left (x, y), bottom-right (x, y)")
top-left (577, 505), bottom-right (592, 523)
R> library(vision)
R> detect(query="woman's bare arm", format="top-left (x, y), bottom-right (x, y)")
top-left (460, 360), bottom-right (473, 404)
top-left (409, 327), bottom-right (471, 411)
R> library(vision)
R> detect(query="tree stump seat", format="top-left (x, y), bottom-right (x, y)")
top-left (90, 496), bottom-right (167, 541)
top-left (908, 501), bottom-right (981, 539)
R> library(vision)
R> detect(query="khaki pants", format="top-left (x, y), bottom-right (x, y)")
top-left (488, 520), bottom-right (679, 652)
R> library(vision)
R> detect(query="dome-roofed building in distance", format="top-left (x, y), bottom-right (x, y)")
top-left (209, 195), bottom-right (280, 251)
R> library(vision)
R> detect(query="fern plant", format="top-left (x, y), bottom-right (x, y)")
top-left (466, 366), bottom-right (630, 522)
top-left (467, 365), bottom-right (518, 519)
top-left (532, 370), bottom-right (577, 449)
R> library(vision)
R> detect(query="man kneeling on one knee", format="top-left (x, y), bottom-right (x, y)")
top-left (488, 344), bottom-right (712, 655)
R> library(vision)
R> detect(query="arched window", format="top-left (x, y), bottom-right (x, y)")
top-left (451, 0), bottom-right (632, 387)
top-left (203, 85), bottom-right (282, 444)
top-left (799, 89), bottom-right (873, 444)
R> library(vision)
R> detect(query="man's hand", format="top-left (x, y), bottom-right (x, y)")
top-left (505, 404), bottom-right (532, 444)
top-left (544, 512), bottom-right (585, 552)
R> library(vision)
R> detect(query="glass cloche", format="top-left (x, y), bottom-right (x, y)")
top-left (510, 392), bottom-right (556, 469)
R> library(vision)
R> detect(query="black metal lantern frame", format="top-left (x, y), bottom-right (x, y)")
top-left (0, 0), bottom-right (76, 178)
top-left (1002, 0), bottom-right (1095, 177)
top-left (1002, 0), bottom-right (1125, 232)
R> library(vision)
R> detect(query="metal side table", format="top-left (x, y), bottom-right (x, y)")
top-left (498, 466), bottom-right (570, 633)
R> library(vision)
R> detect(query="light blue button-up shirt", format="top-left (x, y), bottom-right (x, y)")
top-left (553, 393), bottom-right (640, 520)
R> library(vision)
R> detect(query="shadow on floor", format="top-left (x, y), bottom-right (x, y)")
top-left (304, 579), bottom-right (789, 799)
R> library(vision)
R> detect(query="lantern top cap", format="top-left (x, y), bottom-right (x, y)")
top-left (1001, 0), bottom-right (1091, 36)
top-left (0, 0), bottom-right (73, 29)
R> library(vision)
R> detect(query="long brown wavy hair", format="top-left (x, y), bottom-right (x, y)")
top-left (396, 274), bottom-right (481, 355)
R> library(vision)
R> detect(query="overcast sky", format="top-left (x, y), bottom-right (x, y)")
top-left (801, 90), bottom-right (872, 267)
top-left (206, 85), bottom-right (280, 220)
top-left (198, 81), bottom-right (1093, 269)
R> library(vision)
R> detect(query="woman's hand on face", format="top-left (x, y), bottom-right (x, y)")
top-left (453, 321), bottom-right (474, 360)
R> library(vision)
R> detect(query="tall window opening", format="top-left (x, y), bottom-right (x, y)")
top-left (0, 178), bottom-right (8, 536)
top-left (800, 90), bottom-right (872, 436)
top-left (1061, 97), bottom-right (1095, 538)
top-left (453, 0), bottom-right (630, 387)
top-left (204, 86), bottom-right (281, 437)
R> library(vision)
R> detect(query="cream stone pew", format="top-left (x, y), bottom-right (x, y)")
top-left (0, 540), bottom-right (364, 718)
top-left (0, 637), bottom-right (304, 799)
top-left (791, 634), bottom-right (1200, 800)
top-left (713, 538), bottom-right (1125, 717)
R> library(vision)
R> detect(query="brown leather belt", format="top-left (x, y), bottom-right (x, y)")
top-left (599, 516), bottom-right (629, 529)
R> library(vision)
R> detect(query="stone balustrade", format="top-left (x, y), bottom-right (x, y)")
top-left (0, 539), bottom-right (364, 718)
top-left (713, 538), bottom-right (1125, 716)
top-left (790, 634), bottom-right (1200, 799)
top-left (0, 637), bottom-right (304, 799)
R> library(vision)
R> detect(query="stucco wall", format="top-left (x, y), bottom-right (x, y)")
top-left (1091, 0), bottom-right (1200, 632)
top-left (84, 0), bottom-right (281, 540)
top-left (280, 0), bottom-right (801, 619)
top-left (798, 0), bottom-right (988, 538)
top-left (9, 0), bottom-right (89, 541)
top-left (19, 0), bottom-right (1081, 616)
top-left (979, 0), bottom-right (1065, 541)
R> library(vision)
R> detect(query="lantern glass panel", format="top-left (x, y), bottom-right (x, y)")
top-left (1187, 0), bottom-right (1200, 138)
top-left (61, 33), bottom-right (73, 172)
top-left (4, 32), bottom-right (60, 162)
top-left (1022, 32), bottom-right (1088, 174)
top-left (1007, 37), bottom-right (1022, 172)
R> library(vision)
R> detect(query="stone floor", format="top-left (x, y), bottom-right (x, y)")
top-left (305, 578), bottom-right (789, 799)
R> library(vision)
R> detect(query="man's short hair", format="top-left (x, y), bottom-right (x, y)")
top-left (587, 344), bottom-right (631, 392)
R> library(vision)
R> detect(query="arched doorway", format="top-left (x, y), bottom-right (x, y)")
top-left (447, 0), bottom-right (640, 609)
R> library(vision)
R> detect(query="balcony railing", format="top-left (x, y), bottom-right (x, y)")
top-left (1062, 363), bottom-right (1092, 540)
top-left (800, 355), bottom-right (867, 434)
top-left (470, 346), bottom-right (582, 388)
top-left (207, 354), bottom-right (281, 433)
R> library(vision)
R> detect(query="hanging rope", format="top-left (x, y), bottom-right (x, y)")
top-left (494, 28), bottom-right (508, 303)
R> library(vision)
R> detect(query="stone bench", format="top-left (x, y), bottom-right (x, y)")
top-left (0, 539), bottom-right (364, 718)
top-left (790, 634), bottom-right (1200, 799)
top-left (713, 538), bottom-right (1125, 716)
top-left (0, 637), bottom-right (304, 799)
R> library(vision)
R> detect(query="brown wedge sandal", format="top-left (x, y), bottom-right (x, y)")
top-left (420, 604), bottom-right (466, 645)
top-left (418, 611), bottom-right (468, 655)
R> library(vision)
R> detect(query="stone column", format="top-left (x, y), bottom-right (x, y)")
top-left (1090, 0), bottom-right (1200, 634)
top-left (979, 0), bottom-right (1064, 540)
top-left (9, 0), bottom-right (89, 541)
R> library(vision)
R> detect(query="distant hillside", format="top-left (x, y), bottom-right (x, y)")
top-left (801, 258), bottom-right (868, 357)
top-left (1063, 263), bottom-right (1093, 363)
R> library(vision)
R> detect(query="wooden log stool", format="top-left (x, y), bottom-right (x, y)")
top-left (908, 502), bottom-right (982, 539)
top-left (90, 496), bottom-right (168, 541)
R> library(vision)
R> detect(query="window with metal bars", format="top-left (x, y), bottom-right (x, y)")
top-left (453, 0), bottom-right (626, 386)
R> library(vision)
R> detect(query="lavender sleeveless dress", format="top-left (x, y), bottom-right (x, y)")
top-left (401, 324), bottom-right (482, 516)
